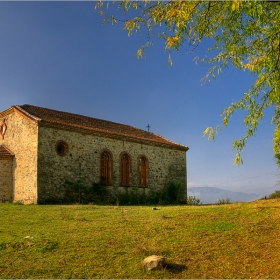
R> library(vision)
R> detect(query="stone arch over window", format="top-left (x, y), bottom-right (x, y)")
top-left (138, 155), bottom-right (148, 187)
top-left (100, 150), bottom-right (112, 185)
top-left (120, 152), bottom-right (131, 186)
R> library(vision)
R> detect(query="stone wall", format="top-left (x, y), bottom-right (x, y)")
top-left (0, 111), bottom-right (38, 203)
top-left (0, 158), bottom-right (13, 202)
top-left (37, 125), bottom-right (187, 203)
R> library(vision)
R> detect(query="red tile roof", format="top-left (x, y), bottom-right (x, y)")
top-left (11, 104), bottom-right (188, 151)
top-left (0, 145), bottom-right (14, 159)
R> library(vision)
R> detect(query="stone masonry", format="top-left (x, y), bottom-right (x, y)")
top-left (0, 109), bottom-right (38, 203)
top-left (0, 105), bottom-right (189, 204)
top-left (37, 126), bottom-right (187, 203)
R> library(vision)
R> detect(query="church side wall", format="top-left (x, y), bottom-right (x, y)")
top-left (37, 126), bottom-right (186, 203)
top-left (0, 112), bottom-right (38, 204)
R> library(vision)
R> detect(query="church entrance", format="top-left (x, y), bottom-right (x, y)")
top-left (0, 146), bottom-right (14, 202)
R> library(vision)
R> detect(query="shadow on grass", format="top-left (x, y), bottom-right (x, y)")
top-left (165, 262), bottom-right (187, 273)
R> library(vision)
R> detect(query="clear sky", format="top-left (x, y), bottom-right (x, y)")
top-left (0, 1), bottom-right (278, 197)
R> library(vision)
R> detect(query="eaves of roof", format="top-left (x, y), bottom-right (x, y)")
top-left (0, 145), bottom-right (14, 159)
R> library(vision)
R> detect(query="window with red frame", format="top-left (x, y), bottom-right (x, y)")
top-left (138, 156), bottom-right (148, 187)
top-left (120, 153), bottom-right (130, 186)
top-left (100, 151), bottom-right (111, 185)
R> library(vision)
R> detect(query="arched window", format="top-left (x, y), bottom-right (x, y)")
top-left (138, 156), bottom-right (148, 187)
top-left (100, 151), bottom-right (112, 185)
top-left (120, 153), bottom-right (130, 186)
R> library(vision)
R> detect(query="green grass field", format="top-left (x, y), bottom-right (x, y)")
top-left (0, 199), bottom-right (280, 278)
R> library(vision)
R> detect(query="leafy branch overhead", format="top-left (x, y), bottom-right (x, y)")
top-left (96, 0), bottom-right (280, 166)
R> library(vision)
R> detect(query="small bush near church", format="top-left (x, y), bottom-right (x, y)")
top-left (116, 181), bottom-right (184, 206)
top-left (187, 195), bottom-right (201, 205)
top-left (161, 181), bottom-right (182, 204)
top-left (64, 178), bottom-right (108, 204)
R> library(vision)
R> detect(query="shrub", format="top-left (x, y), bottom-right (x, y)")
top-left (116, 181), bottom-right (184, 206)
top-left (47, 179), bottom-right (185, 205)
top-left (187, 195), bottom-right (201, 205)
top-left (89, 182), bottom-right (108, 202)
top-left (117, 188), bottom-right (143, 205)
top-left (64, 178), bottom-right (108, 204)
top-left (261, 190), bottom-right (280, 200)
top-left (216, 197), bottom-right (231, 204)
top-left (268, 190), bottom-right (280, 199)
top-left (160, 181), bottom-right (182, 204)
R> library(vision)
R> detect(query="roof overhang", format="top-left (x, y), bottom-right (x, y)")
top-left (0, 145), bottom-right (14, 159)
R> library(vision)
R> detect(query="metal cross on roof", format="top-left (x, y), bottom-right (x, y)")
top-left (146, 124), bottom-right (151, 132)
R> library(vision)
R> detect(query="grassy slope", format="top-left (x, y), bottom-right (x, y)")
top-left (0, 199), bottom-right (279, 278)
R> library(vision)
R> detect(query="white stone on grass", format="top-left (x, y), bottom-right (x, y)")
top-left (24, 236), bottom-right (35, 239)
top-left (143, 255), bottom-right (166, 270)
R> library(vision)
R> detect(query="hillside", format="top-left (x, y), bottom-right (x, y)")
top-left (0, 200), bottom-right (280, 278)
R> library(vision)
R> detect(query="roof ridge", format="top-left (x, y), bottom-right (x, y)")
top-left (12, 104), bottom-right (41, 121)
top-left (13, 105), bottom-right (42, 122)
top-left (18, 104), bottom-right (152, 132)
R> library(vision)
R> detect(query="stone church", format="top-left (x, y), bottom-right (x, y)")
top-left (0, 104), bottom-right (189, 204)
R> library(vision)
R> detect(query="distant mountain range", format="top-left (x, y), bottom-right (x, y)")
top-left (187, 187), bottom-right (261, 204)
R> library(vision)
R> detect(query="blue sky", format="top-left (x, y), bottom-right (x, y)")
top-left (0, 1), bottom-right (278, 197)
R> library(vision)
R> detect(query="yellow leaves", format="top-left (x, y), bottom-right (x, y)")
top-left (166, 8), bottom-right (176, 19)
top-left (242, 57), bottom-right (263, 72)
top-left (232, 0), bottom-right (241, 11)
top-left (203, 127), bottom-right (210, 137)
top-left (164, 1), bottom-right (197, 28)
top-left (243, 63), bottom-right (255, 71)
top-left (202, 126), bottom-right (221, 142)
top-left (124, 20), bottom-right (134, 29)
top-left (133, 2), bottom-right (138, 10)
top-left (94, 0), bottom-right (103, 10)
top-left (233, 152), bottom-right (243, 166)
top-left (167, 9), bottom-right (188, 21)
top-left (124, 19), bottom-right (139, 36)
top-left (166, 36), bottom-right (179, 49)
top-left (136, 49), bottom-right (142, 58)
